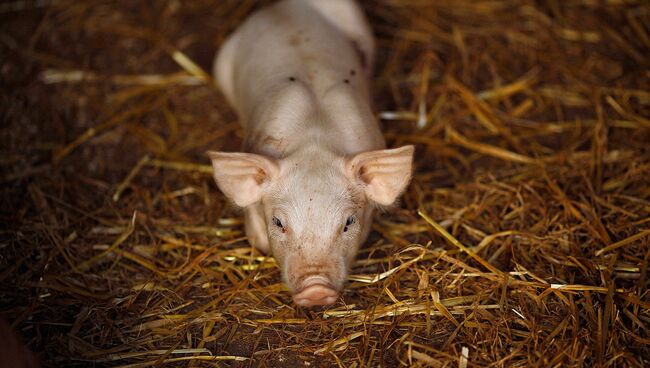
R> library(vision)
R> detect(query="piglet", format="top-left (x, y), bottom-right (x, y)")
top-left (208, 0), bottom-right (414, 307)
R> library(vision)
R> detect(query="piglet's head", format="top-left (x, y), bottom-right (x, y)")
top-left (208, 145), bottom-right (414, 307)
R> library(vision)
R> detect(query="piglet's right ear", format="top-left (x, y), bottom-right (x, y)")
top-left (207, 151), bottom-right (279, 207)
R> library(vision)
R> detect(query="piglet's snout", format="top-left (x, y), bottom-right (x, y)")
top-left (292, 275), bottom-right (339, 307)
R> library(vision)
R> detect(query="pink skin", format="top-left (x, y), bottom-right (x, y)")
top-left (208, 0), bottom-right (414, 307)
top-left (293, 276), bottom-right (339, 307)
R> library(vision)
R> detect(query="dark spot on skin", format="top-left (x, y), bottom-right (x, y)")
top-left (289, 76), bottom-right (296, 82)
top-left (350, 69), bottom-right (356, 76)
top-left (344, 79), bottom-right (350, 84)
top-left (289, 33), bottom-right (301, 46)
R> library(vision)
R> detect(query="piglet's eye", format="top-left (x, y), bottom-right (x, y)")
top-left (272, 217), bottom-right (283, 228)
top-left (343, 216), bottom-right (355, 232)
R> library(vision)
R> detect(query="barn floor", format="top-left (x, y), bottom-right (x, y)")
top-left (1, 0), bottom-right (649, 367)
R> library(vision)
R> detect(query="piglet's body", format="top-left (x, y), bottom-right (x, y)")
top-left (210, 0), bottom-right (414, 307)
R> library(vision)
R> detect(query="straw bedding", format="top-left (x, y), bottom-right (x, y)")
top-left (1, 0), bottom-right (648, 367)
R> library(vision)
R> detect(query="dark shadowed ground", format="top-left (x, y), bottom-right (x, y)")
top-left (1, 0), bottom-right (649, 367)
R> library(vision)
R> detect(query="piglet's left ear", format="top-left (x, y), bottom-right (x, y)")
top-left (346, 145), bottom-right (415, 206)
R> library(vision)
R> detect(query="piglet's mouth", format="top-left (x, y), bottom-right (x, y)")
top-left (292, 276), bottom-right (339, 307)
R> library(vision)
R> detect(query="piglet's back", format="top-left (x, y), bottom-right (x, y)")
top-left (214, 0), bottom-right (375, 125)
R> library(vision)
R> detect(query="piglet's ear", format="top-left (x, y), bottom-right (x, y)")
top-left (346, 146), bottom-right (415, 206)
top-left (207, 151), bottom-right (279, 207)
